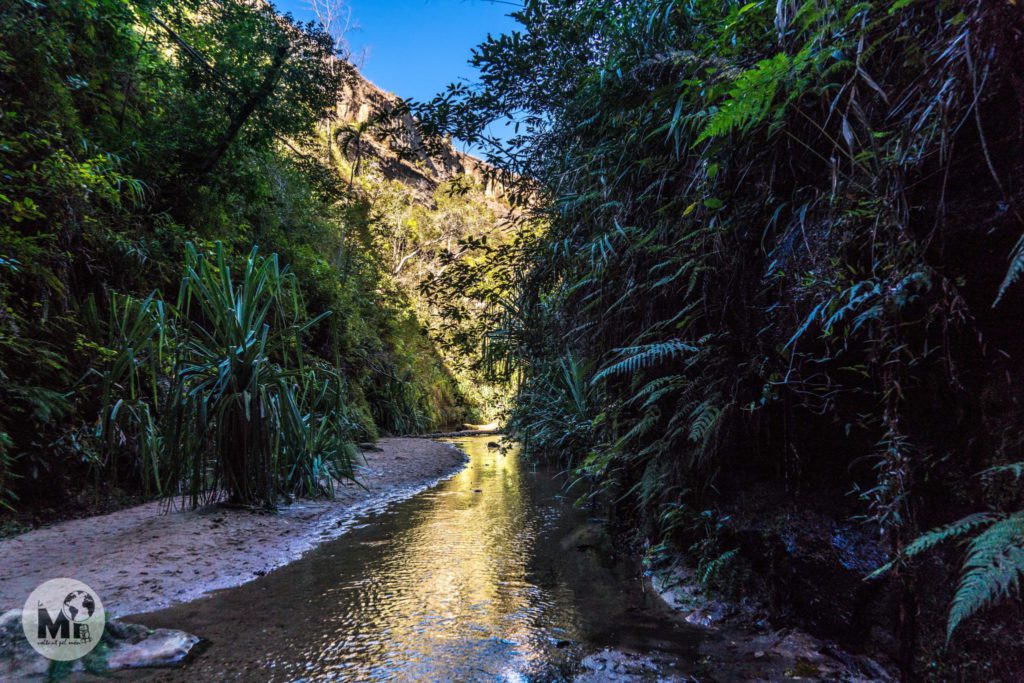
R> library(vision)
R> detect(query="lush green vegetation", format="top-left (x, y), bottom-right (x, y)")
top-left (95, 242), bottom-right (358, 508)
top-left (0, 0), bottom-right (487, 512)
top-left (7, 0), bottom-right (1024, 674)
top-left (421, 0), bottom-right (1024, 674)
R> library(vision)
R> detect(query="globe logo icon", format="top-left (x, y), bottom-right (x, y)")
top-left (60, 590), bottom-right (96, 623)
top-left (22, 578), bottom-right (105, 661)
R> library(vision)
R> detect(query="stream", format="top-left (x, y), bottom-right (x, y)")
top-left (121, 436), bottom-right (715, 681)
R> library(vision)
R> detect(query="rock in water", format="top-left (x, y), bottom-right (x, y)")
top-left (104, 620), bottom-right (201, 670)
top-left (0, 608), bottom-right (200, 678)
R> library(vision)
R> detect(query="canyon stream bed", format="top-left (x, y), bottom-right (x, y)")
top-left (105, 436), bottom-right (873, 682)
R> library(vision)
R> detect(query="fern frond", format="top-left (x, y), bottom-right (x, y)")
top-left (695, 49), bottom-right (810, 144)
top-left (626, 374), bottom-right (687, 409)
top-left (823, 280), bottom-right (882, 334)
top-left (593, 340), bottom-right (698, 383)
top-left (696, 54), bottom-right (786, 143)
top-left (786, 301), bottom-right (825, 349)
top-left (637, 459), bottom-right (663, 510)
top-left (994, 234), bottom-right (1024, 307)
top-left (557, 353), bottom-right (592, 420)
top-left (614, 409), bottom-right (659, 448)
top-left (906, 513), bottom-right (1002, 559)
top-left (698, 548), bottom-right (738, 586)
top-left (983, 462), bottom-right (1024, 481)
top-left (787, 280), bottom-right (882, 350)
top-left (948, 513), bottom-right (1024, 640)
top-left (689, 400), bottom-right (721, 444)
top-left (867, 512), bottom-right (1001, 579)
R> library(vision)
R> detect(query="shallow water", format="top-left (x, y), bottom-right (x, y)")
top-left (126, 437), bottom-right (708, 681)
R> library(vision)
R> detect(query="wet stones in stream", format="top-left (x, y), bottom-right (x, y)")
top-left (575, 648), bottom-right (693, 682)
top-left (574, 629), bottom-right (892, 682)
top-left (639, 565), bottom-right (894, 681)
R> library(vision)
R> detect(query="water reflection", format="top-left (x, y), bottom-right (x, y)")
top-left (125, 437), bottom-right (699, 681)
top-left (304, 438), bottom-right (566, 680)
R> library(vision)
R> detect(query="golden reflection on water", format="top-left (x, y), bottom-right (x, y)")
top-left (301, 436), bottom-right (581, 681)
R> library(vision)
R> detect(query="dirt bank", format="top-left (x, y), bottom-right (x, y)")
top-left (0, 439), bottom-right (466, 617)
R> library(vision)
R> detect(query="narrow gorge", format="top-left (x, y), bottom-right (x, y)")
top-left (2, 1), bottom-right (1024, 680)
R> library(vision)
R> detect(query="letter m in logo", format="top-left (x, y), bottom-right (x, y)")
top-left (37, 608), bottom-right (70, 639)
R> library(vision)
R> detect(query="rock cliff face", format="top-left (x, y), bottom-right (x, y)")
top-left (333, 64), bottom-right (504, 200)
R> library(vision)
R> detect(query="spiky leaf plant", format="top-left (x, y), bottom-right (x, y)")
top-left (98, 243), bottom-right (354, 509)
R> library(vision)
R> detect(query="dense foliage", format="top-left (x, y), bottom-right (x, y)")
top-left (423, 0), bottom-right (1024, 674)
top-left (0, 0), bottom-right (480, 513)
top-left (95, 242), bottom-right (359, 508)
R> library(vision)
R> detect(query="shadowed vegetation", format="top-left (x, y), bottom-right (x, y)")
top-left (419, 0), bottom-right (1024, 675)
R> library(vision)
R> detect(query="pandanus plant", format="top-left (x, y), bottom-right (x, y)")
top-left (96, 242), bottom-right (355, 509)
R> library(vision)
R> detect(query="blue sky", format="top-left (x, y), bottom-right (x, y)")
top-left (277, 1), bottom-right (519, 105)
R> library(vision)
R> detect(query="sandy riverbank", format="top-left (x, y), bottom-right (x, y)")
top-left (0, 438), bottom-right (467, 616)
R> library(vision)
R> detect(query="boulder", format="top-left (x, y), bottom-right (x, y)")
top-left (0, 608), bottom-right (200, 679)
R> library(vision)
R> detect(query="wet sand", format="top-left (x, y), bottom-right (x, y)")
top-left (0, 439), bottom-right (466, 616)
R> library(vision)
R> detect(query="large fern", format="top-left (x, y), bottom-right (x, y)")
top-left (947, 513), bottom-right (1024, 640)
top-left (593, 340), bottom-right (699, 383)
top-left (695, 48), bottom-right (812, 144)
top-left (868, 512), bottom-right (1003, 579)
top-left (870, 474), bottom-right (1024, 641)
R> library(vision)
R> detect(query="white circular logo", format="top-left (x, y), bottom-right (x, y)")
top-left (21, 578), bottom-right (105, 661)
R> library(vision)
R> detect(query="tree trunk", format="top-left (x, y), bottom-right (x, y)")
top-left (195, 43), bottom-right (289, 178)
